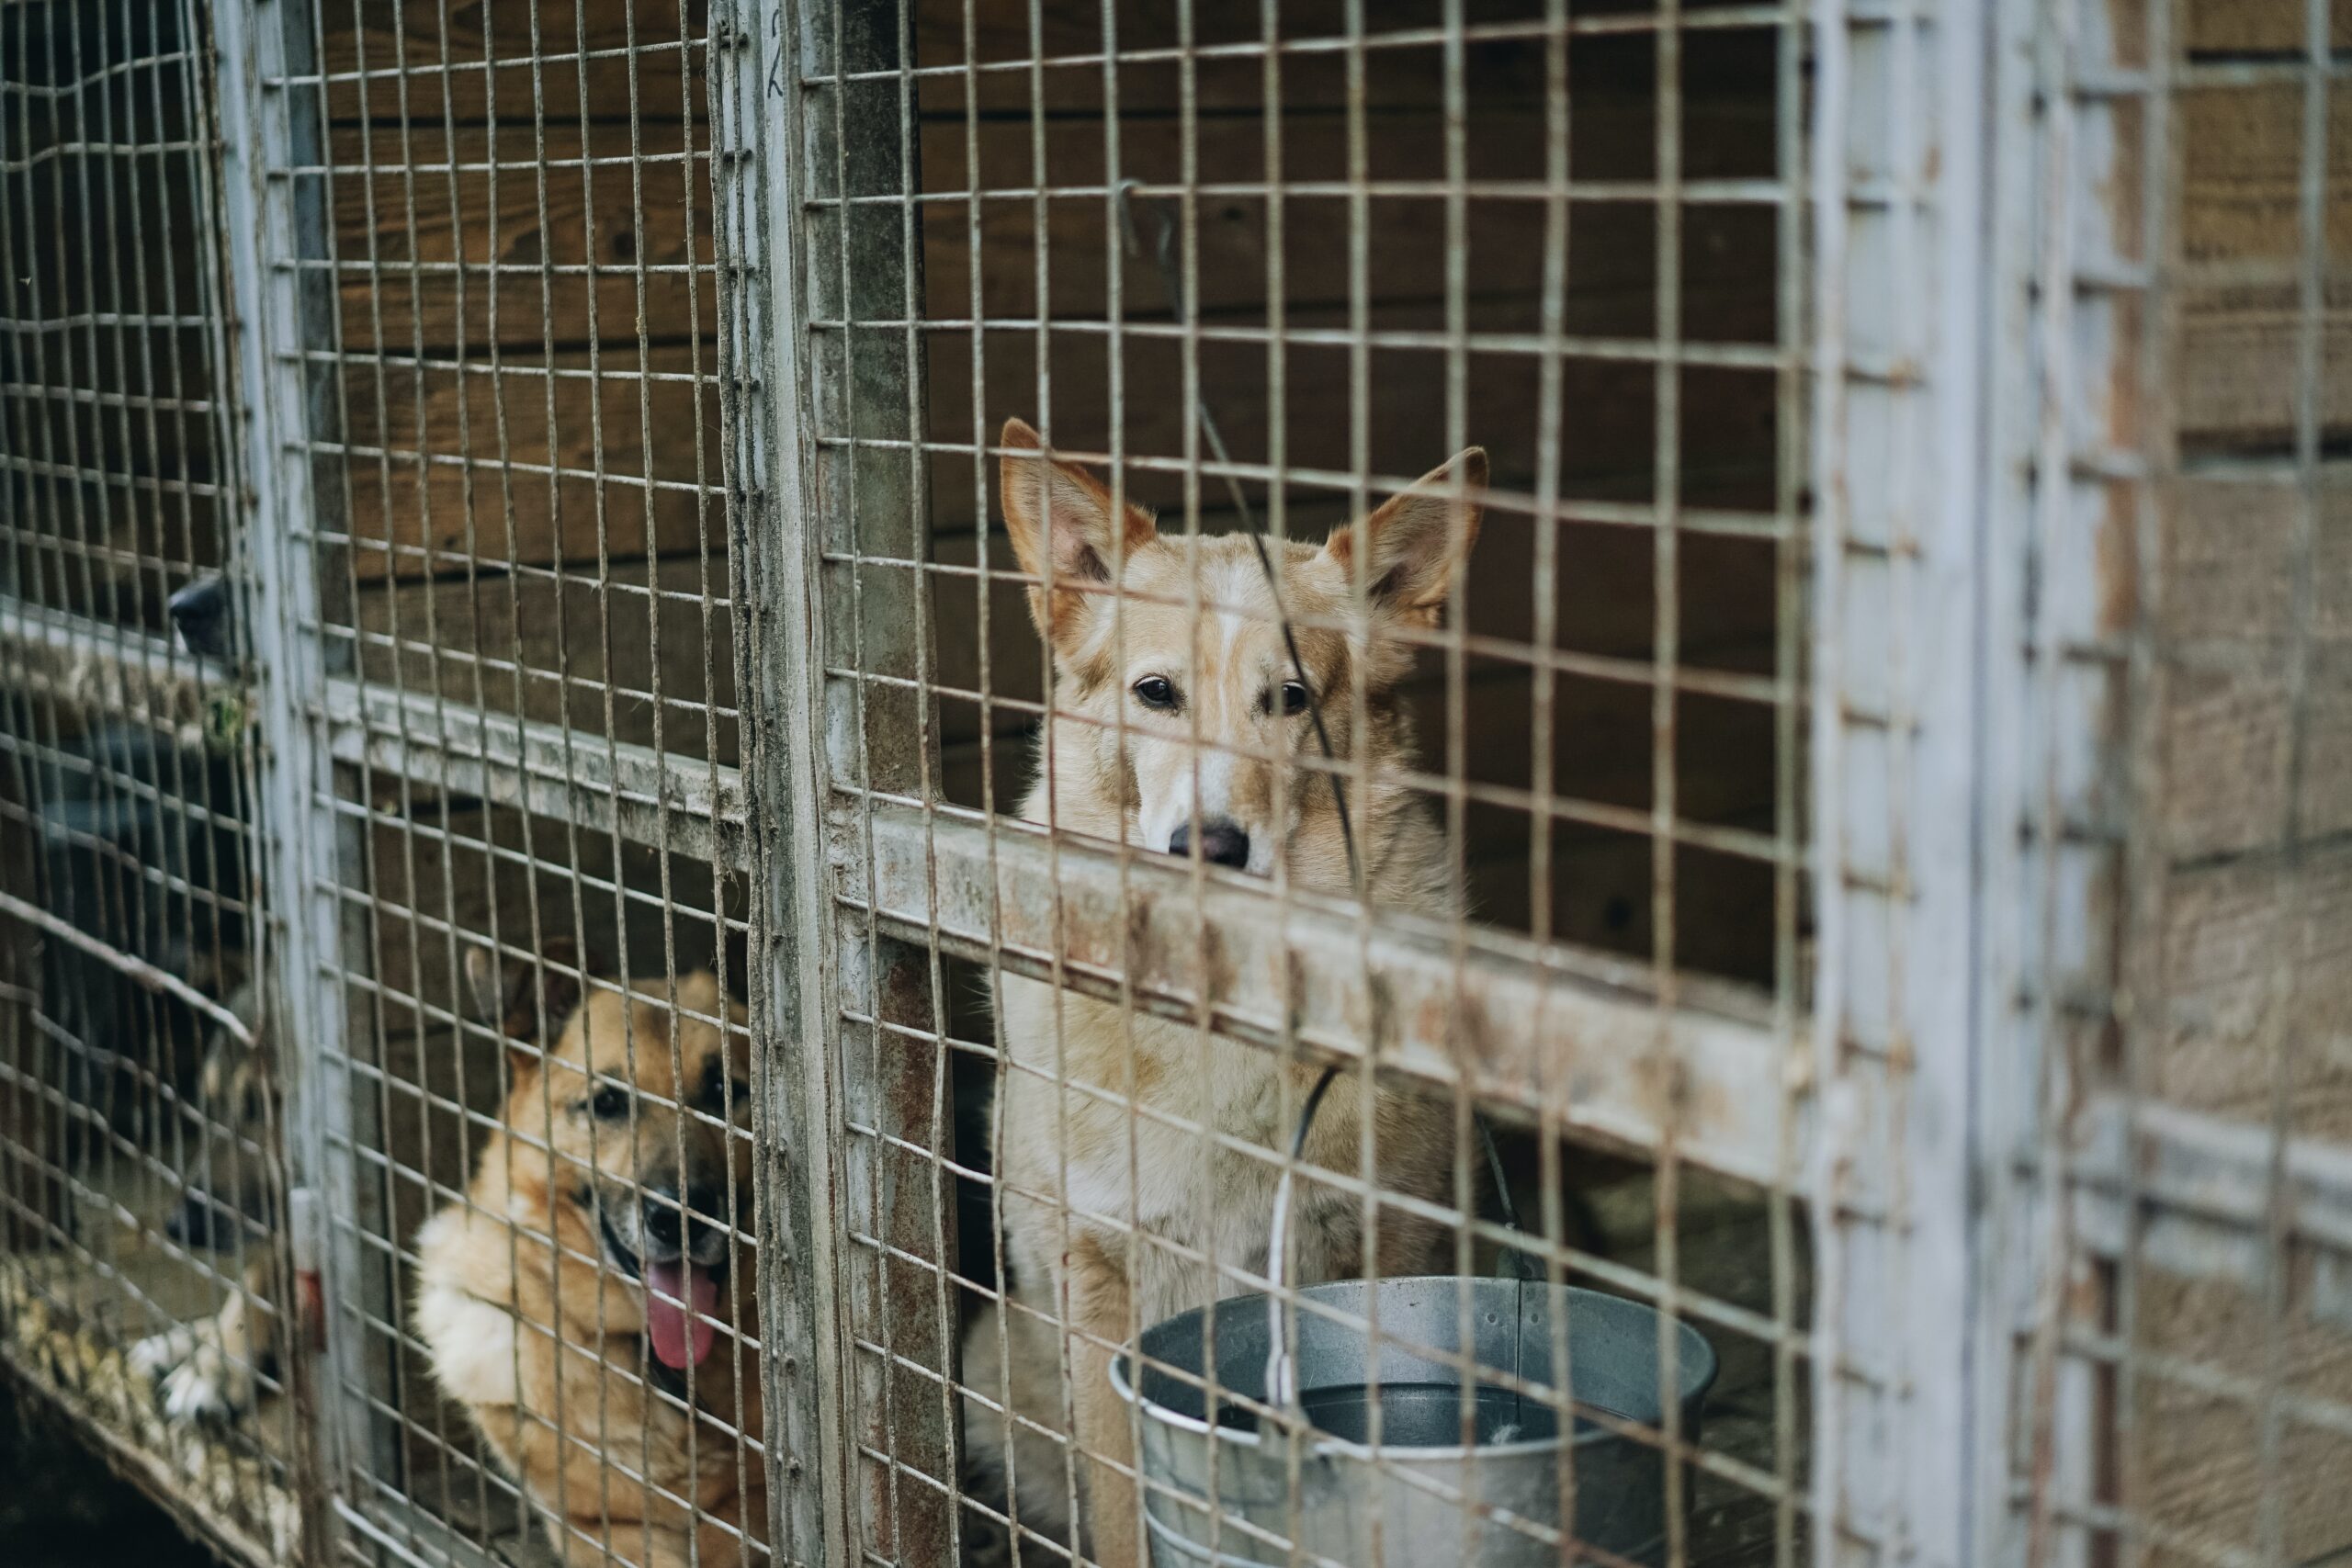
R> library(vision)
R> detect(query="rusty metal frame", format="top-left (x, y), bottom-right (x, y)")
top-left (209, 0), bottom-right (382, 1534)
top-left (709, 0), bottom-right (858, 1560)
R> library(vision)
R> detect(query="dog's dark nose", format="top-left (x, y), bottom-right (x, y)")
top-left (167, 575), bottom-right (232, 660)
top-left (641, 1180), bottom-right (724, 1257)
top-left (1168, 818), bottom-right (1250, 870)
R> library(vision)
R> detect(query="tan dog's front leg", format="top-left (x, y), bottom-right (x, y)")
top-left (1066, 1234), bottom-right (1140, 1568)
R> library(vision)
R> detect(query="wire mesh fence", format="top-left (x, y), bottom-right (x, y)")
top-left (755, 2), bottom-right (1809, 1566)
top-left (0, 0), bottom-right (297, 1556)
top-left (0, 2), bottom-right (2343, 1568)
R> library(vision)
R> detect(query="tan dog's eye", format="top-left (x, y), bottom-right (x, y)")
top-left (1132, 675), bottom-right (1180, 711)
top-left (1260, 680), bottom-right (1311, 716)
top-left (583, 1084), bottom-right (629, 1120)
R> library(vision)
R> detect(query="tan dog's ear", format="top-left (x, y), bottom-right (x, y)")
top-left (999, 417), bottom-right (1157, 659)
top-left (1324, 448), bottom-right (1487, 630)
top-left (465, 938), bottom-right (584, 1077)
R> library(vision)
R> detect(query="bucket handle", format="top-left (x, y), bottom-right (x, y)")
top-left (1265, 1069), bottom-right (1532, 1415)
top-left (1264, 1066), bottom-right (1341, 1413)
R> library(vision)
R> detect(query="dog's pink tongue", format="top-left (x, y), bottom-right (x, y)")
top-left (644, 1260), bottom-right (718, 1371)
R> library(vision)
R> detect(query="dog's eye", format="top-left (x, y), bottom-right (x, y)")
top-left (588, 1084), bottom-right (630, 1120)
top-left (1279, 681), bottom-right (1309, 715)
top-left (1132, 675), bottom-right (1180, 711)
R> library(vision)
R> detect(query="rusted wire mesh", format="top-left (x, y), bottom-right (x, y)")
top-left (0, 0), bottom-right (296, 1556)
top-left (2, 3), bottom-right (2344, 1568)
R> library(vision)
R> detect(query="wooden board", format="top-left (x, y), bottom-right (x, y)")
top-left (2153, 837), bottom-right (2352, 1136)
top-left (350, 553), bottom-right (740, 763)
top-left (328, 122), bottom-right (714, 353)
top-left (910, 0), bottom-right (1782, 116)
top-left (917, 314), bottom-right (1781, 534)
top-left (2130, 1261), bottom-right (2352, 1566)
top-left (319, 0), bottom-right (709, 125)
top-left (2174, 85), bottom-right (2352, 447)
top-left (911, 0), bottom-right (1555, 116)
top-left (2155, 481), bottom-right (2352, 859)
top-left (1464, 822), bottom-right (1780, 982)
top-left (920, 92), bottom-right (1777, 201)
top-left (2175, 295), bottom-right (2352, 450)
top-left (356, 800), bottom-right (737, 1042)
top-left (922, 166), bottom-right (1778, 337)
top-left (2182, 0), bottom-right (2352, 57)
top-left (2181, 85), bottom-right (2352, 265)
top-left (2159, 646), bottom-right (2352, 861)
top-left (332, 342), bottom-right (723, 579)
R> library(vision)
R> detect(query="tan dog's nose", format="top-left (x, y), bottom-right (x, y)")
top-left (641, 1179), bottom-right (723, 1260)
top-left (1169, 818), bottom-right (1250, 870)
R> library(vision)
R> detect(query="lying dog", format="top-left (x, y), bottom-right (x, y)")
top-left (414, 955), bottom-right (765, 1568)
top-left (33, 721), bottom-right (247, 1163)
top-left (128, 976), bottom-right (281, 1424)
top-left (967, 419), bottom-right (1487, 1567)
top-left (129, 939), bottom-right (580, 1428)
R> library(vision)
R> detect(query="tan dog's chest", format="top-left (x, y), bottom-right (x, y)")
top-left (995, 973), bottom-right (1446, 1325)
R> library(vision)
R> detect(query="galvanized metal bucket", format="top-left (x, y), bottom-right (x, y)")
top-left (1112, 1276), bottom-right (1717, 1567)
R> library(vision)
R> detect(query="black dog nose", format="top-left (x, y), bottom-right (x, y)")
top-left (1168, 818), bottom-right (1250, 870)
top-left (642, 1181), bottom-right (724, 1255)
top-left (167, 575), bottom-right (232, 660)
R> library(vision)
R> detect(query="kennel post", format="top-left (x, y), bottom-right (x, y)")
top-left (708, 0), bottom-right (859, 1559)
top-left (209, 0), bottom-right (396, 1535)
top-left (1807, 0), bottom-right (2045, 1557)
top-left (781, 0), bottom-right (966, 1557)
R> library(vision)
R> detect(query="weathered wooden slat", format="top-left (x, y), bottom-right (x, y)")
top-left (917, 92), bottom-right (1775, 202)
top-left (921, 166), bottom-right (1776, 337)
top-left (907, 0), bottom-right (1785, 116)
top-left (2181, 0), bottom-right (2352, 58)
top-left (327, 122), bottom-right (714, 353)
top-left (910, 0), bottom-right (1553, 115)
top-left (843, 799), bottom-right (1794, 1185)
top-left (2176, 295), bottom-right (2352, 448)
top-left (319, 0), bottom-right (709, 125)
top-left (2172, 84), bottom-right (2352, 445)
top-left (2151, 837), bottom-right (2352, 1127)
top-left (349, 553), bottom-right (740, 763)
top-left (330, 342), bottom-right (721, 579)
top-left (918, 314), bottom-right (1781, 533)
top-left (356, 800), bottom-right (733, 1046)
top-left (1463, 825), bottom-right (1781, 984)
top-left (2181, 84), bottom-right (2352, 264)
top-left (2158, 646), bottom-right (2352, 862)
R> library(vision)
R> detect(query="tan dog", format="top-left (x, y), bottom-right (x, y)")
top-left (414, 956), bottom-right (764, 1568)
top-left (966, 419), bottom-right (1486, 1567)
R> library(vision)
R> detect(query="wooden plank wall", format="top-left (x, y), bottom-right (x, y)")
top-left (321, 0), bottom-right (736, 763)
top-left (1, 2), bottom-right (223, 636)
top-left (2126, 0), bottom-right (2352, 1559)
top-left (916, 0), bottom-right (1791, 983)
top-left (2151, 13), bottom-right (2352, 1170)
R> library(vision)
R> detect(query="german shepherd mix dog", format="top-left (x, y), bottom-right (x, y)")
top-left (128, 976), bottom-right (281, 1424)
top-left (966, 419), bottom-right (1487, 1568)
top-left (414, 958), bottom-right (763, 1568)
